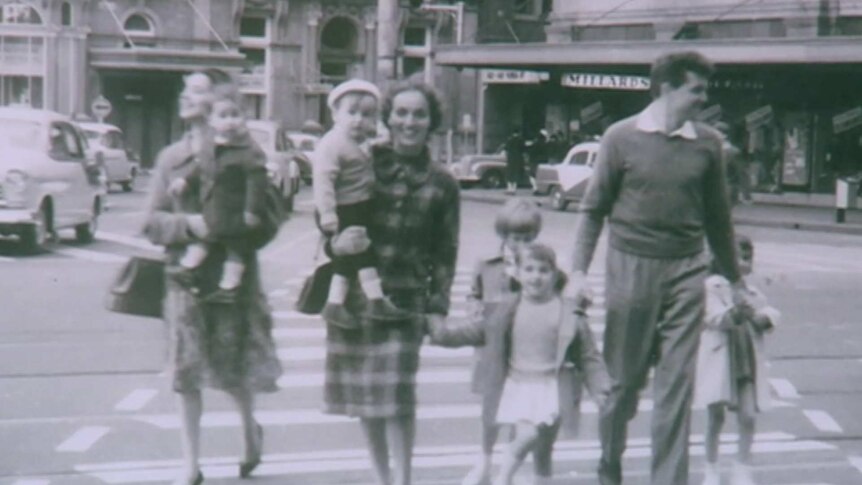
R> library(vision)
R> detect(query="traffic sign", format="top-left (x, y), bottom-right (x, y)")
top-left (91, 95), bottom-right (112, 122)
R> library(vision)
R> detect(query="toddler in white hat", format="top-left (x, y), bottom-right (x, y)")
top-left (311, 78), bottom-right (410, 328)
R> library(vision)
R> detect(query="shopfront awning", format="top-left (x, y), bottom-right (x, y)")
top-left (435, 36), bottom-right (862, 70)
top-left (89, 47), bottom-right (247, 72)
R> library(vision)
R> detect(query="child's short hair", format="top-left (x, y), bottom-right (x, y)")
top-left (495, 198), bottom-right (542, 238)
top-left (516, 242), bottom-right (568, 293)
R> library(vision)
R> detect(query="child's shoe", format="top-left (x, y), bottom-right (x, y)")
top-left (364, 297), bottom-right (413, 322)
top-left (322, 303), bottom-right (360, 330)
top-left (701, 461), bottom-right (721, 485)
top-left (730, 461), bottom-right (756, 485)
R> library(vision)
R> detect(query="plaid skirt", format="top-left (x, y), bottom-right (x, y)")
top-left (323, 289), bottom-right (426, 418)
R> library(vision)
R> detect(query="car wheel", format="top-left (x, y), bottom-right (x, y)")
top-left (121, 170), bottom-right (135, 192)
top-left (75, 200), bottom-right (100, 244)
top-left (480, 170), bottom-right (504, 189)
top-left (550, 186), bottom-right (570, 211)
top-left (21, 202), bottom-right (51, 254)
top-left (284, 193), bottom-right (294, 213)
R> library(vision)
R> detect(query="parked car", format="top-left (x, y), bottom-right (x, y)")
top-left (535, 141), bottom-right (600, 211)
top-left (450, 151), bottom-right (508, 189)
top-left (285, 131), bottom-right (318, 185)
top-left (247, 120), bottom-right (302, 212)
top-left (0, 107), bottom-right (104, 252)
top-left (76, 121), bottom-right (140, 192)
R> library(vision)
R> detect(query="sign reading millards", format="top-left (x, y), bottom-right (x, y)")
top-left (563, 73), bottom-right (650, 91)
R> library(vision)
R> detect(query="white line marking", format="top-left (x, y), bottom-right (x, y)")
top-left (0, 255), bottom-right (15, 263)
top-left (271, 324), bottom-right (605, 342)
top-left (277, 345), bottom-right (475, 362)
top-left (54, 246), bottom-right (127, 263)
top-left (114, 389), bottom-right (158, 412)
top-left (56, 426), bottom-right (110, 452)
top-left (267, 288), bottom-right (291, 298)
top-left (770, 378), bottom-right (801, 399)
top-left (11, 480), bottom-right (51, 485)
top-left (848, 456), bottom-right (862, 474)
top-left (96, 231), bottom-right (161, 252)
top-left (803, 410), bottom-right (844, 433)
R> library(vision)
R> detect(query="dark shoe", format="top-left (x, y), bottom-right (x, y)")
top-left (202, 287), bottom-right (238, 304)
top-left (239, 423), bottom-right (263, 478)
top-left (321, 303), bottom-right (359, 329)
top-left (364, 297), bottom-right (413, 322)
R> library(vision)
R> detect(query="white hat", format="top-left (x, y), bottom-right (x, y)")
top-left (327, 79), bottom-right (381, 111)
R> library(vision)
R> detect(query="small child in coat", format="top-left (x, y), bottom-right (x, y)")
top-left (694, 235), bottom-right (780, 485)
top-left (312, 78), bottom-right (409, 328)
top-left (430, 243), bottom-right (610, 485)
top-left (169, 86), bottom-right (269, 303)
top-left (462, 197), bottom-right (542, 485)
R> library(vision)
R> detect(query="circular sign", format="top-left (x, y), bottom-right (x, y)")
top-left (91, 95), bottom-right (112, 121)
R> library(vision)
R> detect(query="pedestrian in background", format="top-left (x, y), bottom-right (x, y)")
top-left (695, 235), bottom-right (780, 485)
top-left (322, 80), bottom-right (460, 485)
top-left (460, 197), bottom-right (542, 485)
top-left (429, 243), bottom-right (609, 485)
top-left (143, 69), bottom-right (282, 485)
top-left (504, 128), bottom-right (525, 194)
top-left (526, 129), bottom-right (549, 193)
top-left (568, 51), bottom-right (754, 485)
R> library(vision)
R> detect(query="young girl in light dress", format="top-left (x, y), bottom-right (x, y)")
top-left (694, 235), bottom-right (780, 485)
top-left (429, 243), bottom-right (609, 485)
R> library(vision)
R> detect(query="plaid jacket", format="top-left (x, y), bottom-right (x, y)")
top-left (368, 143), bottom-right (460, 316)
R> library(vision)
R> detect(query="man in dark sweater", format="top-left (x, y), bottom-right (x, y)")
top-left (568, 51), bottom-right (753, 485)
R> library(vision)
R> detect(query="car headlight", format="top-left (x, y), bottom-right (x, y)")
top-left (3, 170), bottom-right (29, 207)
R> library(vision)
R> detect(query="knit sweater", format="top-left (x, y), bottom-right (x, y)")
top-left (572, 114), bottom-right (740, 283)
top-left (312, 129), bottom-right (375, 228)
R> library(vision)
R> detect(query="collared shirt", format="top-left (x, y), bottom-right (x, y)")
top-left (635, 100), bottom-right (698, 140)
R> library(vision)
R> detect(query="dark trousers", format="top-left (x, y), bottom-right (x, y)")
top-left (333, 199), bottom-right (376, 277)
top-left (598, 247), bottom-right (708, 485)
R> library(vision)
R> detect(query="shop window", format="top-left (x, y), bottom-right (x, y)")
top-left (1, 75), bottom-right (43, 108)
top-left (0, 3), bottom-right (43, 24)
top-left (835, 16), bottom-right (862, 35)
top-left (697, 19), bottom-right (785, 39)
top-left (61, 2), bottom-right (72, 26)
top-left (575, 23), bottom-right (655, 41)
top-left (240, 16), bottom-right (267, 38)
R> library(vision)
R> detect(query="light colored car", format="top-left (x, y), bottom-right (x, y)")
top-left (285, 131), bottom-right (318, 185)
top-left (535, 141), bottom-right (600, 211)
top-left (449, 151), bottom-right (508, 189)
top-left (77, 121), bottom-right (140, 192)
top-left (0, 107), bottom-right (104, 252)
top-left (247, 120), bottom-right (302, 212)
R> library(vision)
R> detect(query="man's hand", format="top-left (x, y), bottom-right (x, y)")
top-left (330, 226), bottom-right (370, 256)
top-left (319, 214), bottom-right (339, 236)
top-left (168, 178), bottom-right (188, 197)
top-left (244, 211), bottom-right (261, 227)
top-left (186, 214), bottom-right (209, 239)
top-left (564, 271), bottom-right (593, 308)
top-left (424, 313), bottom-right (446, 339)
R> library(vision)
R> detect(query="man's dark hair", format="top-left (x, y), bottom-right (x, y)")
top-left (649, 51), bottom-right (715, 99)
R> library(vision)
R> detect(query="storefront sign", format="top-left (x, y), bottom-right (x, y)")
top-left (697, 105), bottom-right (722, 124)
top-left (833, 107), bottom-right (862, 134)
top-left (745, 105), bottom-right (773, 129)
top-left (580, 102), bottom-right (603, 124)
top-left (562, 73), bottom-right (650, 91)
top-left (481, 69), bottom-right (548, 84)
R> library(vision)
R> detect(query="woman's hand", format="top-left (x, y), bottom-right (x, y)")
top-left (186, 214), bottom-right (209, 239)
top-left (331, 226), bottom-right (371, 256)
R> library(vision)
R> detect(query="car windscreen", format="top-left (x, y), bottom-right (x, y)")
top-left (249, 128), bottom-right (271, 149)
top-left (298, 139), bottom-right (315, 151)
top-left (0, 119), bottom-right (42, 149)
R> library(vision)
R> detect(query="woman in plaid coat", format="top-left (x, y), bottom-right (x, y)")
top-left (323, 81), bottom-right (460, 485)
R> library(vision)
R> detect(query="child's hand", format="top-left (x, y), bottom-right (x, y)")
top-left (751, 312), bottom-right (773, 333)
top-left (168, 178), bottom-right (188, 197)
top-left (319, 214), bottom-right (339, 236)
top-left (564, 271), bottom-right (593, 308)
top-left (425, 314), bottom-right (446, 341)
top-left (244, 212), bottom-right (261, 227)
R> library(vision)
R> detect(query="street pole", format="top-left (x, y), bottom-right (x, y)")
top-left (376, 0), bottom-right (400, 86)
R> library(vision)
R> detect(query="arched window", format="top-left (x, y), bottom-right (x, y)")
top-left (320, 17), bottom-right (358, 52)
top-left (61, 2), bottom-right (72, 26)
top-left (124, 13), bottom-right (154, 35)
top-left (0, 3), bottom-right (43, 24)
top-left (319, 17), bottom-right (359, 83)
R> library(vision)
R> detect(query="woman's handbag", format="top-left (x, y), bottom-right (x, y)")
top-left (294, 237), bottom-right (332, 315)
top-left (105, 256), bottom-right (166, 318)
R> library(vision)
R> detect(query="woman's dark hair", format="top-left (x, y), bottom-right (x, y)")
top-left (381, 80), bottom-right (444, 132)
top-left (649, 51), bottom-right (715, 99)
top-left (710, 234), bottom-right (754, 275)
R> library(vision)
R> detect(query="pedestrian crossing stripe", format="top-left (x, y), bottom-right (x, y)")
top-left (72, 432), bottom-right (836, 483)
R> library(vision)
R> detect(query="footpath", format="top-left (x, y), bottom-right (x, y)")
top-left (459, 189), bottom-right (862, 236)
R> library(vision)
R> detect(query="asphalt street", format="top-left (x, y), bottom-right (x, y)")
top-left (2, 180), bottom-right (862, 484)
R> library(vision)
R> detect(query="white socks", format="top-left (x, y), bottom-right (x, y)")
top-left (180, 243), bottom-right (209, 269)
top-left (219, 260), bottom-right (245, 290)
top-left (327, 274), bottom-right (349, 305)
top-left (358, 268), bottom-right (384, 300)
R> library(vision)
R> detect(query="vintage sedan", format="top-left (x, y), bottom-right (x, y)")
top-left (285, 131), bottom-right (317, 185)
top-left (0, 108), bottom-right (104, 252)
top-left (77, 121), bottom-right (140, 192)
top-left (535, 141), bottom-right (600, 211)
top-left (449, 151), bottom-right (508, 189)
top-left (247, 120), bottom-right (302, 212)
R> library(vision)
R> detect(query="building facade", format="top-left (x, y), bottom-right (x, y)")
top-left (0, 0), bottom-right (477, 167)
top-left (438, 0), bottom-right (862, 194)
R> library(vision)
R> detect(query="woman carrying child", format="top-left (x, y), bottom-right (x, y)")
top-left (695, 235), bottom-right (780, 485)
top-left (429, 243), bottom-right (609, 485)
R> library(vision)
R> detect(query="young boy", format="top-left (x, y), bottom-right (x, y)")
top-left (313, 79), bottom-right (408, 327)
top-left (462, 198), bottom-right (542, 485)
top-left (169, 86), bottom-right (269, 303)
